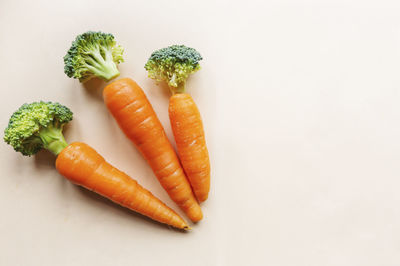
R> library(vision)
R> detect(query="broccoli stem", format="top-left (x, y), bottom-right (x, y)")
top-left (91, 63), bottom-right (120, 81)
top-left (170, 83), bottom-right (186, 95)
top-left (169, 75), bottom-right (186, 94)
top-left (38, 124), bottom-right (68, 155)
top-left (86, 49), bottom-right (120, 81)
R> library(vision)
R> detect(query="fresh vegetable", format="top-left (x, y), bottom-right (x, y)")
top-left (144, 45), bottom-right (202, 94)
top-left (4, 102), bottom-right (72, 156)
top-left (4, 101), bottom-right (189, 230)
top-left (103, 78), bottom-right (203, 222)
top-left (63, 32), bottom-right (203, 222)
top-left (145, 45), bottom-right (210, 202)
top-left (64, 31), bottom-right (124, 82)
top-left (169, 94), bottom-right (210, 202)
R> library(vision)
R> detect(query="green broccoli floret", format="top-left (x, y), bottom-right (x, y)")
top-left (144, 45), bottom-right (202, 93)
top-left (64, 31), bottom-right (124, 82)
top-left (4, 102), bottom-right (73, 156)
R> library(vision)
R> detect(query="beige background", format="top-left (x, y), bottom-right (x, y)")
top-left (1, 0), bottom-right (400, 265)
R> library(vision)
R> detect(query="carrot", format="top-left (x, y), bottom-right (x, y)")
top-left (144, 45), bottom-right (211, 202)
top-left (56, 142), bottom-right (189, 230)
top-left (103, 78), bottom-right (203, 222)
top-left (169, 94), bottom-right (210, 202)
top-left (4, 101), bottom-right (188, 230)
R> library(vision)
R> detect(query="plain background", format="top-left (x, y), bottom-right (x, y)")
top-left (1, 0), bottom-right (400, 265)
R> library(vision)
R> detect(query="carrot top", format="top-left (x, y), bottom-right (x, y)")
top-left (4, 102), bottom-right (72, 156)
top-left (144, 45), bottom-right (202, 94)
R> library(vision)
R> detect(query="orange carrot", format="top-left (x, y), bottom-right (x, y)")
top-left (4, 101), bottom-right (188, 230)
top-left (144, 45), bottom-right (210, 202)
top-left (56, 142), bottom-right (189, 229)
top-left (169, 94), bottom-right (210, 202)
top-left (103, 78), bottom-right (203, 222)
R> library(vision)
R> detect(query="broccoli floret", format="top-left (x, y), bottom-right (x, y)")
top-left (144, 45), bottom-right (202, 93)
top-left (64, 31), bottom-right (124, 82)
top-left (4, 102), bottom-right (73, 156)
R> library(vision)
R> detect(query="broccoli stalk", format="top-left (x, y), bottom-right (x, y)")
top-left (37, 123), bottom-right (68, 155)
top-left (144, 45), bottom-right (202, 94)
top-left (64, 31), bottom-right (124, 82)
top-left (4, 102), bottom-right (73, 156)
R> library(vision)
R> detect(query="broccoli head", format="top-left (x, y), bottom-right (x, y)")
top-left (64, 31), bottom-right (124, 82)
top-left (4, 102), bottom-right (73, 156)
top-left (144, 45), bottom-right (202, 93)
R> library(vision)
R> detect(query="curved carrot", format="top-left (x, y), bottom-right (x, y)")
top-left (103, 78), bottom-right (203, 222)
top-left (56, 142), bottom-right (189, 230)
top-left (169, 94), bottom-right (210, 202)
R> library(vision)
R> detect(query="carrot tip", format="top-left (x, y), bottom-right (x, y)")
top-left (184, 226), bottom-right (192, 231)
